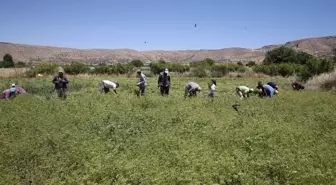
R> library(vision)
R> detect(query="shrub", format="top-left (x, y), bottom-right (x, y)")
top-left (130, 60), bottom-right (144, 67)
top-left (25, 68), bottom-right (37, 78)
top-left (35, 63), bottom-right (58, 74)
top-left (64, 62), bottom-right (89, 75)
top-left (15, 61), bottom-right (27, 68)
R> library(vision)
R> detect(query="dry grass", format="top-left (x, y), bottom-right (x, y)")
top-left (306, 68), bottom-right (336, 90)
top-left (0, 68), bottom-right (28, 78)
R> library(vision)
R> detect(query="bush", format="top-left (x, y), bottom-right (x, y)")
top-left (246, 61), bottom-right (256, 67)
top-left (150, 62), bottom-right (189, 74)
top-left (130, 60), bottom-right (144, 67)
top-left (190, 58), bottom-right (215, 68)
top-left (190, 67), bottom-right (207, 78)
top-left (25, 68), bottom-right (37, 78)
top-left (35, 63), bottom-right (59, 74)
top-left (15, 61), bottom-right (27, 68)
top-left (263, 46), bottom-right (314, 65)
top-left (64, 62), bottom-right (89, 75)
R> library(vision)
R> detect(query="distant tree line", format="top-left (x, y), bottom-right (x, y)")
top-left (3, 47), bottom-right (335, 81)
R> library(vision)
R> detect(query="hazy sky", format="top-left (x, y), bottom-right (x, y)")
top-left (0, 0), bottom-right (335, 50)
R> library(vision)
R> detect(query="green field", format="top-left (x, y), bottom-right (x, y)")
top-left (1, 76), bottom-right (336, 185)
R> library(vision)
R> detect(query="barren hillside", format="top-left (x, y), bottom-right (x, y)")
top-left (0, 36), bottom-right (335, 65)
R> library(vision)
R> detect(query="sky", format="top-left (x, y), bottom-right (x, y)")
top-left (0, 0), bottom-right (335, 50)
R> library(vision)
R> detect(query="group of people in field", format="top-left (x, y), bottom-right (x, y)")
top-left (1, 67), bottom-right (306, 101)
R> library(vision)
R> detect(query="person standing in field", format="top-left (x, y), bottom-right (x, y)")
top-left (136, 70), bottom-right (147, 96)
top-left (292, 81), bottom-right (305, 90)
top-left (185, 82), bottom-right (201, 98)
top-left (257, 81), bottom-right (275, 98)
top-left (52, 68), bottom-right (69, 100)
top-left (99, 80), bottom-right (120, 94)
top-left (208, 79), bottom-right (216, 98)
top-left (158, 68), bottom-right (171, 96)
top-left (236, 85), bottom-right (254, 99)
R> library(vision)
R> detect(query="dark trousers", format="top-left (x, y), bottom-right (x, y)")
top-left (137, 86), bottom-right (145, 96)
top-left (160, 86), bottom-right (170, 96)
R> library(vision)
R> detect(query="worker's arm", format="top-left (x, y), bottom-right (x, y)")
top-left (63, 77), bottom-right (69, 84)
top-left (52, 76), bottom-right (58, 84)
top-left (113, 88), bottom-right (117, 94)
top-left (158, 75), bottom-right (162, 86)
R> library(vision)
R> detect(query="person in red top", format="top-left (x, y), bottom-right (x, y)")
top-left (291, 81), bottom-right (305, 90)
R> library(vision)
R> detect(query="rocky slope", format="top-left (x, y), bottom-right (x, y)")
top-left (0, 36), bottom-right (335, 65)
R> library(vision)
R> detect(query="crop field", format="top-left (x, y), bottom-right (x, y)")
top-left (1, 76), bottom-right (336, 185)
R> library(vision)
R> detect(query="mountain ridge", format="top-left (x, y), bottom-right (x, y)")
top-left (0, 36), bottom-right (335, 65)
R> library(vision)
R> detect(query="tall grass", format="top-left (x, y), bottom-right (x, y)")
top-left (0, 68), bottom-right (28, 78)
top-left (0, 77), bottom-right (335, 185)
top-left (306, 68), bottom-right (336, 90)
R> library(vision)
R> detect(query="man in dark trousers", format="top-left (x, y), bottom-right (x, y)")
top-left (158, 68), bottom-right (171, 96)
top-left (52, 68), bottom-right (69, 100)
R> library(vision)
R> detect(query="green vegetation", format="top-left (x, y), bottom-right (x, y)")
top-left (1, 77), bottom-right (336, 184)
top-left (0, 54), bottom-right (15, 68)
top-left (255, 46), bottom-right (336, 81)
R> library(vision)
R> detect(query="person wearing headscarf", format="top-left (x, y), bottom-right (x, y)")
top-left (52, 68), bottom-right (69, 100)
top-left (158, 68), bottom-right (171, 96)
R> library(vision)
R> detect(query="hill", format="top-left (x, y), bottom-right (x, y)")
top-left (0, 36), bottom-right (335, 65)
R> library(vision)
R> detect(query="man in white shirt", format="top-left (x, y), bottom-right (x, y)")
top-left (99, 80), bottom-right (120, 94)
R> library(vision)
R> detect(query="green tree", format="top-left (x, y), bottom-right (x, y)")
top-left (263, 46), bottom-right (298, 64)
top-left (246, 61), bottom-right (256, 67)
top-left (2, 54), bottom-right (15, 68)
top-left (130, 59), bottom-right (144, 67)
top-left (64, 62), bottom-right (89, 75)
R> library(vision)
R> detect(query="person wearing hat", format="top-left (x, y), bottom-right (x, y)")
top-left (158, 68), bottom-right (171, 96)
top-left (9, 84), bottom-right (17, 97)
top-left (185, 82), bottom-right (201, 98)
top-left (236, 85), bottom-right (253, 99)
top-left (52, 68), bottom-right (69, 100)
top-left (99, 80), bottom-right (120, 94)
top-left (208, 79), bottom-right (216, 98)
top-left (136, 70), bottom-right (147, 96)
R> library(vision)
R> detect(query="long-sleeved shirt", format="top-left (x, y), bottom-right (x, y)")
top-left (267, 82), bottom-right (277, 89)
top-left (52, 76), bottom-right (69, 89)
top-left (138, 73), bottom-right (147, 88)
top-left (186, 82), bottom-right (201, 92)
top-left (158, 72), bottom-right (171, 86)
top-left (262, 84), bottom-right (275, 97)
top-left (237, 86), bottom-right (251, 94)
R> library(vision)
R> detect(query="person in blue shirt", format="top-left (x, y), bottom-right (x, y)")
top-left (257, 81), bottom-right (275, 98)
top-left (267, 82), bottom-right (278, 90)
